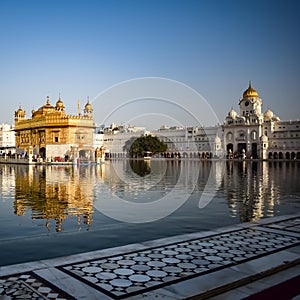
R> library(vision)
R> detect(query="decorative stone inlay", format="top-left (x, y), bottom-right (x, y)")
top-left (0, 272), bottom-right (71, 299)
top-left (263, 217), bottom-right (300, 233)
top-left (60, 228), bottom-right (300, 298)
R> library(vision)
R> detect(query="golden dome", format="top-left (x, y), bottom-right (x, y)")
top-left (243, 81), bottom-right (259, 98)
top-left (15, 106), bottom-right (25, 116)
top-left (56, 97), bottom-right (65, 110)
top-left (84, 101), bottom-right (92, 111)
top-left (32, 96), bottom-right (56, 117)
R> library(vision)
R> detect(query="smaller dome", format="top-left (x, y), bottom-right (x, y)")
top-left (243, 81), bottom-right (259, 98)
top-left (16, 106), bottom-right (25, 116)
top-left (260, 135), bottom-right (268, 142)
top-left (264, 108), bottom-right (274, 120)
top-left (214, 135), bottom-right (221, 143)
top-left (228, 108), bottom-right (237, 119)
top-left (84, 101), bottom-right (92, 111)
top-left (56, 97), bottom-right (65, 109)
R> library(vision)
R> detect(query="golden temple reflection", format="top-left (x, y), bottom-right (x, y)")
top-left (1, 159), bottom-right (298, 235)
top-left (13, 165), bottom-right (96, 232)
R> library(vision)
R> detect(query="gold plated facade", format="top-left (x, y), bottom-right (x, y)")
top-left (14, 97), bottom-right (96, 162)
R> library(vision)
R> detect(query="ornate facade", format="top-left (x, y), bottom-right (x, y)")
top-left (14, 97), bottom-right (96, 162)
top-left (223, 83), bottom-right (300, 160)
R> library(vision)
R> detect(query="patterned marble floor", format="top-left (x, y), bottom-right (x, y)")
top-left (263, 216), bottom-right (300, 233)
top-left (59, 227), bottom-right (299, 299)
top-left (0, 272), bottom-right (73, 299)
top-left (1, 215), bottom-right (300, 299)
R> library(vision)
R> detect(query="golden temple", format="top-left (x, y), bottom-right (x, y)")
top-left (14, 97), bottom-right (96, 163)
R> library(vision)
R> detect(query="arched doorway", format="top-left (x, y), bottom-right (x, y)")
top-left (226, 143), bottom-right (233, 153)
top-left (251, 143), bottom-right (258, 158)
top-left (238, 143), bottom-right (247, 157)
top-left (39, 147), bottom-right (46, 159)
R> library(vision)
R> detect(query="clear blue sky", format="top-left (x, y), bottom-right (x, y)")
top-left (0, 0), bottom-right (299, 127)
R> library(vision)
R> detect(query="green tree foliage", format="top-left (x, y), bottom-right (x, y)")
top-left (124, 135), bottom-right (167, 158)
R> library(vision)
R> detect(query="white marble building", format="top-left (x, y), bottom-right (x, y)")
top-left (100, 124), bottom-right (148, 158)
top-left (152, 125), bottom-right (223, 158)
top-left (95, 123), bottom-right (223, 159)
top-left (223, 83), bottom-right (300, 160)
top-left (94, 83), bottom-right (300, 160)
top-left (0, 123), bottom-right (15, 155)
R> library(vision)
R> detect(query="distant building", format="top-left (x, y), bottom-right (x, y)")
top-left (99, 123), bottom-right (223, 159)
top-left (223, 82), bottom-right (300, 160)
top-left (101, 124), bottom-right (148, 158)
top-left (14, 97), bottom-right (96, 162)
top-left (0, 123), bottom-right (15, 155)
top-left (152, 125), bottom-right (223, 158)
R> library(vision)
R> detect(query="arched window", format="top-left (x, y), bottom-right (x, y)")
top-left (251, 130), bottom-right (257, 140)
top-left (227, 132), bottom-right (233, 141)
top-left (238, 130), bottom-right (246, 140)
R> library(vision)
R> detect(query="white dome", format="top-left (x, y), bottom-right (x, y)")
top-left (264, 108), bottom-right (274, 121)
top-left (214, 135), bottom-right (221, 143)
top-left (260, 135), bottom-right (268, 142)
top-left (228, 108), bottom-right (237, 119)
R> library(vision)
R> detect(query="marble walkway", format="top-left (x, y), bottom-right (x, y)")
top-left (1, 214), bottom-right (300, 299)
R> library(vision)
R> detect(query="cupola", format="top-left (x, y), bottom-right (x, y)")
top-left (56, 97), bottom-right (65, 110)
top-left (228, 108), bottom-right (237, 119)
top-left (83, 100), bottom-right (93, 117)
top-left (32, 96), bottom-right (56, 118)
top-left (14, 106), bottom-right (26, 120)
top-left (243, 81), bottom-right (259, 98)
top-left (264, 108), bottom-right (274, 121)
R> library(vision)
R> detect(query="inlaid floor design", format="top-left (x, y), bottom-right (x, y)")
top-left (0, 272), bottom-right (72, 299)
top-left (60, 228), bottom-right (300, 299)
top-left (263, 217), bottom-right (300, 234)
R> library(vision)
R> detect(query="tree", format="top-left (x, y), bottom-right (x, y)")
top-left (124, 135), bottom-right (167, 158)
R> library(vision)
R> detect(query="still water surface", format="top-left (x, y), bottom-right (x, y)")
top-left (0, 160), bottom-right (299, 266)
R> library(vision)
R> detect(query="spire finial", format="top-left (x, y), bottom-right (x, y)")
top-left (78, 99), bottom-right (81, 116)
top-left (249, 80), bottom-right (252, 88)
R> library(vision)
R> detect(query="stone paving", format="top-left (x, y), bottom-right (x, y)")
top-left (1, 214), bottom-right (300, 299)
top-left (0, 272), bottom-right (72, 299)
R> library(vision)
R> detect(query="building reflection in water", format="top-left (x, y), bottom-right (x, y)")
top-left (222, 161), bottom-right (298, 222)
top-left (13, 165), bottom-right (96, 232)
top-left (1, 160), bottom-right (298, 232)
